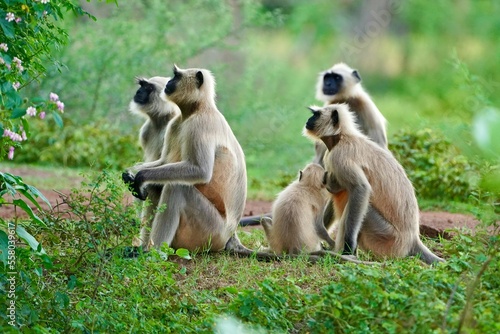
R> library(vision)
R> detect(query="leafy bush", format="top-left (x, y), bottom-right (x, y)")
top-left (14, 119), bottom-right (140, 170)
top-left (390, 128), bottom-right (479, 201)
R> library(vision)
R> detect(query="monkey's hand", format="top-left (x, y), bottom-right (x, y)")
top-left (122, 171), bottom-right (148, 201)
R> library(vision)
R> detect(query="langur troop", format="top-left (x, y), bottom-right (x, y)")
top-left (123, 62), bottom-right (444, 265)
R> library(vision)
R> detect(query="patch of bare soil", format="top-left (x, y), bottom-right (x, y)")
top-left (1, 167), bottom-right (484, 238)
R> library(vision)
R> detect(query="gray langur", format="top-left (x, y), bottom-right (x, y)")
top-left (261, 163), bottom-right (334, 254)
top-left (123, 66), bottom-right (249, 253)
top-left (239, 63), bottom-right (388, 227)
top-left (304, 103), bottom-right (444, 265)
top-left (313, 62), bottom-right (388, 166)
top-left (128, 76), bottom-right (180, 249)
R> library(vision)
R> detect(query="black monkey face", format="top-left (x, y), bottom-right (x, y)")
top-left (322, 72), bottom-right (343, 96)
top-left (305, 108), bottom-right (320, 131)
top-left (133, 80), bottom-right (154, 105)
top-left (165, 69), bottom-right (181, 95)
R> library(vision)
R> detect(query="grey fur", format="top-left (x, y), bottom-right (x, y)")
top-left (314, 62), bottom-right (388, 166)
top-left (304, 103), bottom-right (444, 264)
top-left (128, 76), bottom-right (180, 249)
top-left (126, 67), bottom-right (248, 252)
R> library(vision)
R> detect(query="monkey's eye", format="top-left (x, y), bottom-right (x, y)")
top-left (333, 74), bottom-right (341, 81)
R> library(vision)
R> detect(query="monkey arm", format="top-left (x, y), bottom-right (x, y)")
top-left (133, 158), bottom-right (165, 171)
top-left (341, 166), bottom-right (372, 255)
top-left (314, 211), bottom-right (335, 249)
top-left (135, 142), bottom-right (215, 187)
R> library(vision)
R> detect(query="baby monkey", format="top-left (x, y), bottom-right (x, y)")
top-left (261, 163), bottom-right (334, 254)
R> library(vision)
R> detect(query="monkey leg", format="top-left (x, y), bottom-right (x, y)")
top-left (323, 200), bottom-right (335, 230)
top-left (341, 182), bottom-right (371, 255)
top-left (139, 185), bottom-right (163, 251)
top-left (358, 205), bottom-right (400, 258)
top-left (150, 184), bottom-right (229, 251)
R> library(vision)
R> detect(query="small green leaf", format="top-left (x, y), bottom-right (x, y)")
top-left (175, 248), bottom-right (191, 260)
top-left (51, 111), bottom-right (64, 128)
top-left (0, 229), bottom-right (9, 266)
top-left (27, 185), bottom-right (52, 208)
top-left (10, 108), bottom-right (26, 119)
top-left (13, 199), bottom-right (47, 227)
top-left (16, 225), bottom-right (46, 254)
top-left (0, 19), bottom-right (15, 39)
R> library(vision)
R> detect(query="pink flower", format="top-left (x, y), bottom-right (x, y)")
top-left (39, 111), bottom-right (46, 119)
top-left (8, 147), bottom-right (14, 160)
top-left (56, 101), bottom-right (65, 112)
top-left (15, 17), bottom-right (21, 23)
top-left (12, 57), bottom-right (23, 72)
top-left (12, 82), bottom-right (20, 91)
top-left (26, 106), bottom-right (37, 116)
top-left (6, 13), bottom-right (15, 22)
top-left (3, 129), bottom-right (22, 142)
top-left (0, 43), bottom-right (7, 52)
top-left (49, 92), bottom-right (59, 101)
top-left (21, 130), bottom-right (27, 141)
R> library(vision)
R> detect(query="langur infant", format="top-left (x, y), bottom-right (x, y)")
top-left (261, 163), bottom-right (334, 254)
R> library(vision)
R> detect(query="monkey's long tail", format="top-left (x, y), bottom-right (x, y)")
top-left (239, 213), bottom-right (272, 226)
top-left (411, 239), bottom-right (445, 265)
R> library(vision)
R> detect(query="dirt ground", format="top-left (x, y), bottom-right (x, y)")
top-left (1, 167), bottom-right (484, 238)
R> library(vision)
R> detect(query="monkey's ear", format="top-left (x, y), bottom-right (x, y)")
top-left (196, 71), bottom-right (204, 88)
top-left (352, 70), bottom-right (361, 82)
top-left (173, 64), bottom-right (180, 75)
top-left (332, 110), bottom-right (339, 125)
top-left (307, 106), bottom-right (320, 114)
top-left (299, 170), bottom-right (303, 181)
top-left (322, 172), bottom-right (328, 185)
top-left (136, 77), bottom-right (147, 86)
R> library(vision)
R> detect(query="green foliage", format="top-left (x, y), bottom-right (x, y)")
top-left (390, 128), bottom-right (479, 201)
top-left (0, 169), bottom-right (191, 331)
top-left (0, 0), bottom-right (92, 160)
top-left (14, 118), bottom-right (139, 169)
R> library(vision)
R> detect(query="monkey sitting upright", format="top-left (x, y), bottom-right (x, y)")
top-left (128, 76), bottom-right (180, 249)
top-left (313, 62), bottom-right (387, 166)
top-left (261, 163), bottom-right (334, 254)
top-left (123, 65), bottom-right (249, 253)
top-left (304, 103), bottom-right (444, 264)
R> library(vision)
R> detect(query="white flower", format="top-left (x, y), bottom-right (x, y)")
top-left (8, 146), bottom-right (14, 160)
top-left (12, 82), bottom-right (20, 91)
top-left (26, 106), bottom-right (37, 117)
top-left (56, 101), bottom-right (65, 112)
top-left (50, 92), bottom-right (59, 101)
top-left (0, 43), bottom-right (8, 52)
top-left (41, 0), bottom-right (50, 3)
top-left (5, 13), bottom-right (15, 22)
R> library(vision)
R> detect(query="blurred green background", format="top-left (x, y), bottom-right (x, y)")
top-left (15, 0), bottom-right (500, 199)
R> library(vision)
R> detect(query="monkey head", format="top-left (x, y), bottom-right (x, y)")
top-left (304, 103), bottom-right (361, 149)
top-left (163, 65), bottom-right (216, 106)
top-left (299, 163), bottom-right (326, 189)
top-left (315, 63), bottom-right (361, 103)
top-left (130, 76), bottom-right (171, 116)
